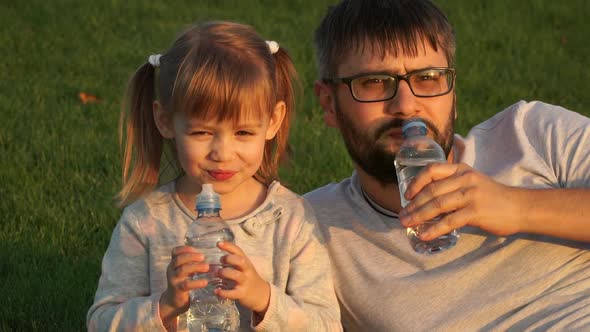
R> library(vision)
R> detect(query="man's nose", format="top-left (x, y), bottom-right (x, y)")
top-left (386, 80), bottom-right (417, 116)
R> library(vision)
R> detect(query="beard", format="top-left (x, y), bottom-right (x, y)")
top-left (334, 96), bottom-right (456, 185)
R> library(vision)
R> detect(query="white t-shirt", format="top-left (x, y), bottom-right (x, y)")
top-left (305, 101), bottom-right (590, 331)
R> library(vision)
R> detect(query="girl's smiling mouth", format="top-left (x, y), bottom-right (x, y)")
top-left (208, 170), bottom-right (236, 181)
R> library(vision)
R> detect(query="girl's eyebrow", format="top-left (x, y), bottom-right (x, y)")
top-left (235, 121), bottom-right (263, 128)
top-left (185, 120), bottom-right (264, 129)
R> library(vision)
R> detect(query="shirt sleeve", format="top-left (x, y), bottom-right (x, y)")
top-left (86, 208), bottom-right (169, 332)
top-left (252, 200), bottom-right (342, 332)
top-left (521, 101), bottom-right (590, 188)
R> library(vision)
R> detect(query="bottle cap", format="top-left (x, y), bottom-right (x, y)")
top-left (195, 184), bottom-right (221, 210)
top-left (402, 118), bottom-right (427, 138)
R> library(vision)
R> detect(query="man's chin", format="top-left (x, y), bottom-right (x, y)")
top-left (355, 163), bottom-right (398, 185)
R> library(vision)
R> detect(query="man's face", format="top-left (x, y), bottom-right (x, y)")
top-left (319, 41), bottom-right (456, 184)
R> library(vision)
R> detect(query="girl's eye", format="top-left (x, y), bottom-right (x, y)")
top-left (189, 131), bottom-right (211, 136)
top-left (236, 130), bottom-right (255, 136)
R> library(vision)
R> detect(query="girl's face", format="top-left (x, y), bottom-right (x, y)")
top-left (159, 103), bottom-right (285, 197)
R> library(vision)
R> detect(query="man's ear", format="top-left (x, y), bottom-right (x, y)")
top-left (266, 101), bottom-right (286, 140)
top-left (153, 101), bottom-right (175, 139)
top-left (314, 80), bottom-right (338, 128)
top-left (453, 91), bottom-right (458, 121)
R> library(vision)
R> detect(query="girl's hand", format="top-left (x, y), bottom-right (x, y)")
top-left (216, 242), bottom-right (271, 314)
top-left (399, 163), bottom-right (522, 240)
top-left (159, 246), bottom-right (209, 325)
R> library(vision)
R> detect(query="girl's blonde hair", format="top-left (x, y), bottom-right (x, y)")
top-left (117, 21), bottom-right (300, 207)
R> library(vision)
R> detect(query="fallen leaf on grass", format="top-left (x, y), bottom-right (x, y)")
top-left (79, 92), bottom-right (101, 104)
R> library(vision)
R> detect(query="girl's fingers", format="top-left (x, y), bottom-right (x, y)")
top-left (217, 267), bottom-right (243, 283)
top-left (172, 245), bottom-right (201, 256)
top-left (181, 278), bottom-right (208, 291)
top-left (174, 262), bottom-right (210, 277)
top-left (217, 241), bottom-right (244, 256)
top-left (222, 254), bottom-right (249, 271)
top-left (172, 252), bottom-right (205, 269)
top-left (215, 288), bottom-right (239, 300)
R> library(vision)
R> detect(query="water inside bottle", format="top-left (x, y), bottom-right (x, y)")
top-left (395, 157), bottom-right (459, 253)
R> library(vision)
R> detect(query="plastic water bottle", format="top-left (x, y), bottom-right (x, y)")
top-left (185, 184), bottom-right (239, 331)
top-left (394, 118), bottom-right (459, 254)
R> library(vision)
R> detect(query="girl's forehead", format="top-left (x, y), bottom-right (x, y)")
top-left (178, 110), bottom-right (267, 126)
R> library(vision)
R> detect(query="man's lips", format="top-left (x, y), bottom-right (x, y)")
top-left (208, 170), bottom-right (236, 181)
top-left (387, 128), bottom-right (403, 139)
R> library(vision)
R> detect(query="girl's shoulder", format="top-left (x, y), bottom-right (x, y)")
top-left (267, 181), bottom-right (305, 210)
top-left (266, 181), bottom-right (318, 225)
top-left (123, 181), bottom-right (176, 215)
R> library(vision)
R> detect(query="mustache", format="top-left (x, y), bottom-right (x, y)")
top-left (374, 117), bottom-right (443, 141)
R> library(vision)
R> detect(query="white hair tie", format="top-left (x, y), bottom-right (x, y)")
top-left (148, 54), bottom-right (162, 67)
top-left (265, 41), bottom-right (279, 54)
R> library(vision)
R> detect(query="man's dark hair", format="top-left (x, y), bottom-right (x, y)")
top-left (314, 0), bottom-right (456, 78)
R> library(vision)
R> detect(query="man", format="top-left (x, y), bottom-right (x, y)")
top-left (304, 0), bottom-right (590, 330)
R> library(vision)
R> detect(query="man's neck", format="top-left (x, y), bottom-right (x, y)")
top-left (356, 168), bottom-right (403, 214)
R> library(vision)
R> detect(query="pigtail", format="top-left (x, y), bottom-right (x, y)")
top-left (259, 47), bottom-right (301, 183)
top-left (117, 62), bottom-right (163, 207)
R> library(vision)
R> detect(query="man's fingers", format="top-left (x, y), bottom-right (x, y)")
top-left (418, 208), bottom-right (470, 241)
top-left (405, 163), bottom-right (470, 200)
top-left (400, 189), bottom-right (468, 228)
top-left (403, 176), bottom-right (464, 214)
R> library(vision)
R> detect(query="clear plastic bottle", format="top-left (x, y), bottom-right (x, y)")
top-left (394, 118), bottom-right (459, 254)
top-left (185, 184), bottom-right (239, 331)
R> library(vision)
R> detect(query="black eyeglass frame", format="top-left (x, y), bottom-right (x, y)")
top-left (322, 67), bottom-right (456, 103)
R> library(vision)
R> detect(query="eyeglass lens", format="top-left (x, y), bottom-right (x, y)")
top-left (351, 68), bottom-right (452, 101)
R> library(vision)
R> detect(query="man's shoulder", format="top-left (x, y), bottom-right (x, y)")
top-left (472, 100), bottom-right (586, 132)
top-left (304, 177), bottom-right (352, 202)
top-left (303, 176), bottom-right (357, 216)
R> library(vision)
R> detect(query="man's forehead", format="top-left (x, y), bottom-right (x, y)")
top-left (336, 39), bottom-right (446, 75)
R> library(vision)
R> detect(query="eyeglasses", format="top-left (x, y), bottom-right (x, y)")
top-left (323, 67), bottom-right (455, 103)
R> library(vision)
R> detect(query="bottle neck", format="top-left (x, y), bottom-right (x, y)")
top-left (197, 208), bottom-right (221, 218)
top-left (403, 126), bottom-right (427, 139)
top-left (404, 132), bottom-right (426, 139)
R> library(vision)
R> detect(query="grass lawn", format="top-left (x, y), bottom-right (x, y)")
top-left (1, 0), bottom-right (589, 330)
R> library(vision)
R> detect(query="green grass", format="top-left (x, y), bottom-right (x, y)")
top-left (1, 0), bottom-right (588, 330)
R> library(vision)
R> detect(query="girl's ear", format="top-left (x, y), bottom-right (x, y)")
top-left (266, 101), bottom-right (286, 140)
top-left (153, 101), bottom-right (175, 139)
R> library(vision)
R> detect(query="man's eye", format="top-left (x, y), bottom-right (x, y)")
top-left (360, 77), bottom-right (386, 85)
top-left (417, 71), bottom-right (441, 81)
top-left (236, 130), bottom-right (255, 136)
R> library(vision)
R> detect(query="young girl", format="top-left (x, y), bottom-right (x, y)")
top-left (87, 21), bottom-right (341, 331)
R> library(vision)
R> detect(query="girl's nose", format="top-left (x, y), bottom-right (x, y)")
top-left (208, 136), bottom-right (233, 162)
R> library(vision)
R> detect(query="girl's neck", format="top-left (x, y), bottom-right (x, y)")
top-left (176, 176), bottom-right (268, 220)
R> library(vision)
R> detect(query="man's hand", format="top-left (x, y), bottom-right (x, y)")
top-left (399, 162), bottom-right (522, 241)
